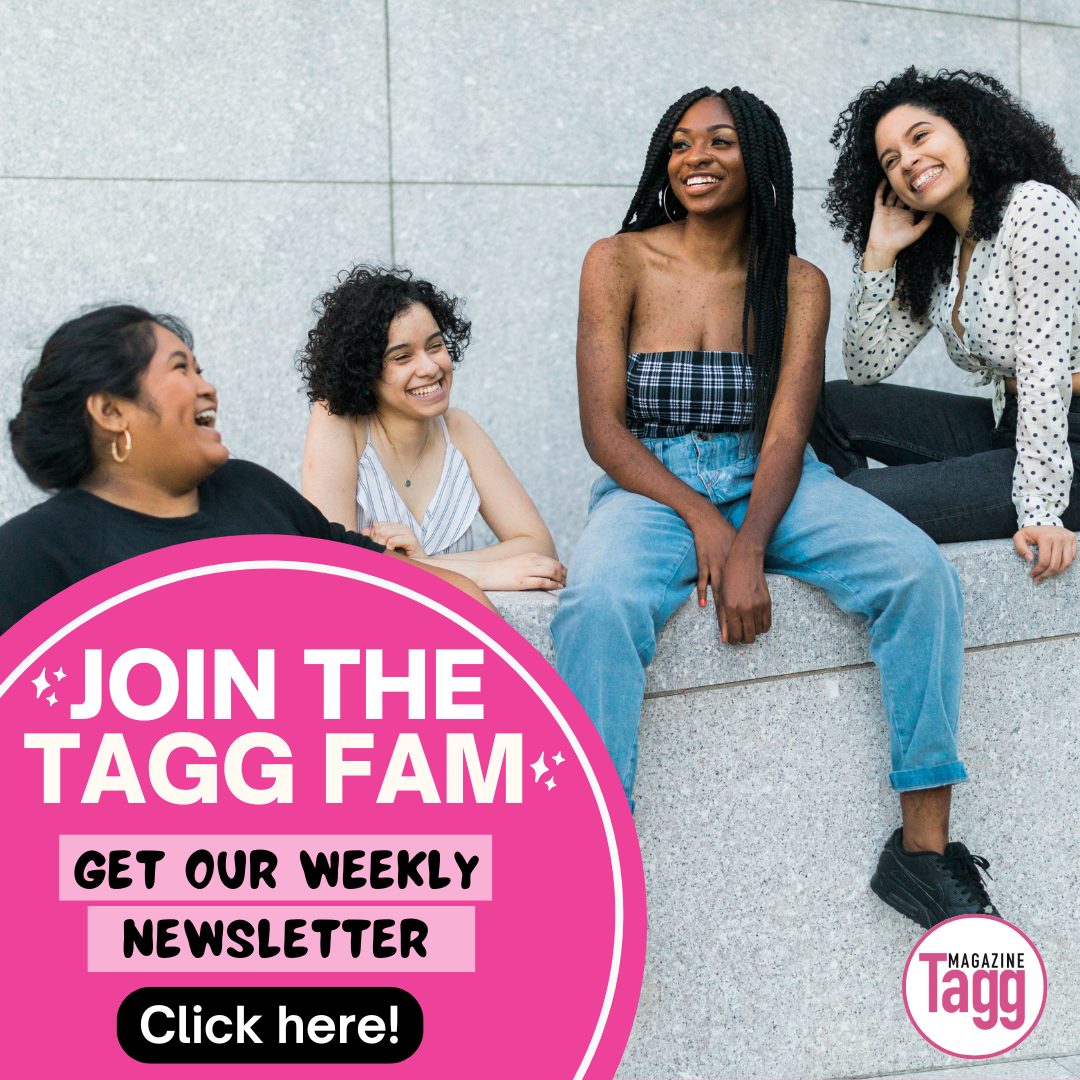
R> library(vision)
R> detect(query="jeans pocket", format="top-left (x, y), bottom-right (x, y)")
top-left (588, 473), bottom-right (618, 513)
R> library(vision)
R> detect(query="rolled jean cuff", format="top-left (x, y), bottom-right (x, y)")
top-left (889, 760), bottom-right (969, 792)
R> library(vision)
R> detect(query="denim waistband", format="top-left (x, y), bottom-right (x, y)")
top-left (639, 429), bottom-right (757, 462)
top-left (589, 430), bottom-right (790, 514)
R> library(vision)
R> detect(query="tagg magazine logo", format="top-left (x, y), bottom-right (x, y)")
top-left (903, 915), bottom-right (1046, 1058)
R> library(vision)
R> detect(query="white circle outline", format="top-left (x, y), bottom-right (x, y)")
top-left (901, 914), bottom-right (1048, 1059)
top-left (0, 558), bottom-right (629, 1080)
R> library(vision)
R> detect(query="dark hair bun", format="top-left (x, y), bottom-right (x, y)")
top-left (9, 305), bottom-right (193, 491)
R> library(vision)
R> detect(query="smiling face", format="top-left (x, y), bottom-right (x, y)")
top-left (666, 95), bottom-right (749, 217)
top-left (875, 103), bottom-right (970, 211)
top-left (373, 302), bottom-right (453, 418)
top-left (112, 322), bottom-right (228, 491)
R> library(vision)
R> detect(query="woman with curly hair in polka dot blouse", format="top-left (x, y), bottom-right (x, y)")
top-left (819, 68), bottom-right (1080, 582)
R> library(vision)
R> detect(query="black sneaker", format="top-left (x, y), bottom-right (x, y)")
top-left (870, 827), bottom-right (1001, 929)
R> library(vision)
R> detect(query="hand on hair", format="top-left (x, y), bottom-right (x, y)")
top-left (1013, 524), bottom-right (1077, 583)
top-left (863, 179), bottom-right (936, 271)
top-left (362, 521), bottom-right (426, 557)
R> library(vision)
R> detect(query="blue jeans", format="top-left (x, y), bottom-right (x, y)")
top-left (550, 433), bottom-right (968, 807)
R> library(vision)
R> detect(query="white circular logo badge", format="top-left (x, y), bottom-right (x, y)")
top-left (903, 915), bottom-right (1047, 1058)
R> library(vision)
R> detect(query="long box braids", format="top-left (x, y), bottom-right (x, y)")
top-left (621, 86), bottom-right (797, 451)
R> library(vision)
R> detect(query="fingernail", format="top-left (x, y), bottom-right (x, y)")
top-left (699, 598), bottom-right (707, 607)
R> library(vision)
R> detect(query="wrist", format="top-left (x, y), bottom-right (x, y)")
top-left (682, 496), bottom-right (723, 530)
top-left (728, 534), bottom-right (766, 564)
top-left (862, 246), bottom-right (898, 273)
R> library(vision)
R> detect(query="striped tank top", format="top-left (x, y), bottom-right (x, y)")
top-left (356, 415), bottom-right (480, 556)
top-left (626, 350), bottom-right (754, 438)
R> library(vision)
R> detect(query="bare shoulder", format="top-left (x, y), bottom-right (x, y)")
top-left (444, 407), bottom-right (495, 455)
top-left (354, 412), bottom-right (368, 456)
top-left (581, 232), bottom-right (647, 281)
top-left (308, 400), bottom-right (366, 458)
top-left (787, 256), bottom-right (830, 324)
top-left (444, 406), bottom-right (479, 439)
top-left (787, 255), bottom-right (830, 300)
top-left (301, 401), bottom-right (364, 511)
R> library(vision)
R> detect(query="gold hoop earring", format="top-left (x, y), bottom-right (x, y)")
top-left (111, 429), bottom-right (131, 464)
top-left (658, 183), bottom-right (679, 223)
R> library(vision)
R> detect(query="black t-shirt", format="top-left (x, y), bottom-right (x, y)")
top-left (0, 458), bottom-right (385, 634)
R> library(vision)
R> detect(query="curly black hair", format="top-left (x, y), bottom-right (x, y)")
top-left (297, 265), bottom-right (472, 416)
top-left (621, 86), bottom-right (797, 450)
top-left (825, 67), bottom-right (1080, 318)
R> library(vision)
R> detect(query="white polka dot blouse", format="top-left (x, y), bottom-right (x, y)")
top-left (843, 180), bottom-right (1080, 530)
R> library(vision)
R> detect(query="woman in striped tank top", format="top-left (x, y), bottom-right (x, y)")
top-left (298, 266), bottom-right (565, 592)
top-left (550, 87), bottom-right (1000, 929)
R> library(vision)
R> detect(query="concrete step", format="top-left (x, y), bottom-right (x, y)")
top-left (490, 539), bottom-right (1080, 1080)
top-left (864, 1052), bottom-right (1080, 1079)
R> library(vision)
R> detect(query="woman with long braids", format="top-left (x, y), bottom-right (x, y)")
top-left (550, 86), bottom-right (999, 930)
top-left (819, 68), bottom-right (1080, 579)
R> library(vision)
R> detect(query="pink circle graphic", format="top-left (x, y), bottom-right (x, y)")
top-left (902, 914), bottom-right (1047, 1059)
top-left (0, 536), bottom-right (646, 1078)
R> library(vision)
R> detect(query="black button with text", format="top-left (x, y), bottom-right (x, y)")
top-left (117, 986), bottom-right (422, 1063)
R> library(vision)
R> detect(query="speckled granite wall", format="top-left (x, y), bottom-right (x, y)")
top-left (2, 1), bottom-right (1077, 560)
top-left (491, 538), bottom-right (1080, 1078)
top-left (4, 6), bottom-right (1077, 1077)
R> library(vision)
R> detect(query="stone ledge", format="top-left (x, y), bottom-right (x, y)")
top-left (623, 638), bottom-right (1080, 1079)
top-left (490, 539), bottom-right (1080, 693)
top-left (491, 538), bottom-right (1080, 1078)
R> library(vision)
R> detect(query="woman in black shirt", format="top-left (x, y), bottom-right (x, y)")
top-left (0, 305), bottom-right (493, 632)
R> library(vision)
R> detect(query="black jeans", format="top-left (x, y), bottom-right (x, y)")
top-left (810, 381), bottom-right (1080, 543)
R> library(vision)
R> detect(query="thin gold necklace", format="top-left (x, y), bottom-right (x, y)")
top-left (381, 417), bottom-right (431, 488)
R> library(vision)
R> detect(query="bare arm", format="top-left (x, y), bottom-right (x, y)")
top-left (425, 409), bottom-right (558, 563)
top-left (300, 402), bottom-right (361, 530)
top-left (577, 236), bottom-right (740, 607)
top-left (578, 238), bottom-right (729, 523)
top-left (720, 256), bottom-right (830, 643)
top-left (309, 404), bottom-right (562, 592)
top-left (406, 410), bottom-right (565, 591)
top-left (298, 410), bottom-right (499, 613)
top-left (371, 408), bottom-right (565, 596)
top-left (386, 550), bottom-right (500, 614)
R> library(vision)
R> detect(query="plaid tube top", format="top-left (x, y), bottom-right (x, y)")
top-left (626, 350), bottom-right (754, 438)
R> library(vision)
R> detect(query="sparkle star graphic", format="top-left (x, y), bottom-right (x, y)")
top-left (530, 752), bottom-right (549, 782)
top-left (545, 777), bottom-right (556, 791)
top-left (31, 667), bottom-right (50, 698)
top-left (553, 752), bottom-right (565, 766)
top-left (46, 693), bottom-right (58, 706)
top-left (53, 667), bottom-right (67, 682)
